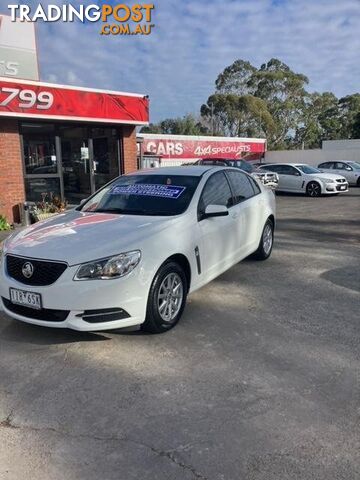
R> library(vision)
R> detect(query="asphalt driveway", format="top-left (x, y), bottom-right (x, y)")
top-left (0, 189), bottom-right (359, 480)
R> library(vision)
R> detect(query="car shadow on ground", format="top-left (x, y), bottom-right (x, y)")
top-left (320, 266), bottom-right (360, 293)
top-left (0, 317), bottom-right (111, 346)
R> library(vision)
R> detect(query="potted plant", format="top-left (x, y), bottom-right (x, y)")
top-left (31, 192), bottom-right (68, 222)
top-left (0, 214), bottom-right (11, 231)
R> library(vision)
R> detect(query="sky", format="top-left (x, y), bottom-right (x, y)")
top-left (1, 0), bottom-right (360, 122)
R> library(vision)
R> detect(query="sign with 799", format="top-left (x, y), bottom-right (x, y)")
top-left (0, 87), bottom-right (53, 109)
top-left (0, 78), bottom-right (149, 124)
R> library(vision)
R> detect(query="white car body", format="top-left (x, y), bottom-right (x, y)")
top-left (258, 163), bottom-right (349, 195)
top-left (317, 161), bottom-right (360, 186)
top-left (0, 166), bottom-right (275, 332)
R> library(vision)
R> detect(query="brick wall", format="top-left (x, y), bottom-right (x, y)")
top-left (0, 119), bottom-right (25, 224)
top-left (122, 126), bottom-right (138, 173)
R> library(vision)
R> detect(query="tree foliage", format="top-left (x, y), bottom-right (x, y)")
top-left (140, 114), bottom-right (209, 136)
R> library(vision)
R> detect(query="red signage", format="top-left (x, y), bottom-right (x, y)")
top-left (140, 135), bottom-right (266, 160)
top-left (0, 78), bottom-right (149, 124)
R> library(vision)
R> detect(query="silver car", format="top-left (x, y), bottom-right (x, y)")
top-left (318, 161), bottom-right (360, 186)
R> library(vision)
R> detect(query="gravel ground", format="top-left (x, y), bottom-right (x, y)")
top-left (0, 189), bottom-right (359, 480)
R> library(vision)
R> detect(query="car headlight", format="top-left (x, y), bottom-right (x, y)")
top-left (323, 178), bottom-right (335, 183)
top-left (74, 250), bottom-right (141, 280)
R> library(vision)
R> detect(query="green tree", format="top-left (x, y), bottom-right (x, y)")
top-left (140, 114), bottom-right (209, 136)
top-left (215, 59), bottom-right (256, 95)
top-left (351, 111), bottom-right (360, 138)
top-left (294, 92), bottom-right (341, 149)
top-left (251, 59), bottom-right (309, 148)
top-left (201, 93), bottom-right (274, 137)
top-left (338, 94), bottom-right (360, 138)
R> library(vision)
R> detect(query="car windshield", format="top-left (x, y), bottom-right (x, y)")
top-left (296, 165), bottom-right (321, 174)
top-left (348, 162), bottom-right (360, 170)
top-left (80, 174), bottom-right (200, 216)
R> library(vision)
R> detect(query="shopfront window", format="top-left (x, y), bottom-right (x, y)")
top-left (22, 123), bottom-right (58, 175)
top-left (21, 122), bottom-right (123, 205)
top-left (25, 177), bottom-right (61, 203)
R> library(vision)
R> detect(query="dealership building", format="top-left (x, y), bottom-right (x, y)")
top-left (0, 14), bottom-right (266, 225)
top-left (0, 15), bottom-right (149, 224)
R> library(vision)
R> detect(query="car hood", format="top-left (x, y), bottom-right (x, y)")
top-left (306, 172), bottom-right (345, 181)
top-left (4, 210), bottom-right (177, 265)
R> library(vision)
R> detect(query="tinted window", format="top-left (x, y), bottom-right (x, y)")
top-left (319, 162), bottom-right (332, 169)
top-left (261, 165), bottom-right (280, 172)
top-left (198, 172), bottom-right (233, 214)
top-left (81, 175), bottom-right (200, 216)
top-left (276, 165), bottom-right (300, 175)
top-left (248, 176), bottom-right (261, 194)
top-left (227, 171), bottom-right (256, 203)
top-left (296, 165), bottom-right (321, 174)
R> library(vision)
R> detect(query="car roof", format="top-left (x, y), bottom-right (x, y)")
top-left (131, 166), bottom-right (223, 177)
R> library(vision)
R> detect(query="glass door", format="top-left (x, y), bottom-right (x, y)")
top-left (91, 127), bottom-right (120, 191)
top-left (60, 126), bottom-right (93, 205)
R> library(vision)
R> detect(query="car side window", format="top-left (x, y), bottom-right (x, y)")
top-left (226, 170), bottom-right (256, 204)
top-left (281, 165), bottom-right (300, 176)
top-left (262, 165), bottom-right (279, 172)
top-left (319, 162), bottom-right (330, 168)
top-left (335, 162), bottom-right (346, 170)
top-left (198, 172), bottom-right (233, 217)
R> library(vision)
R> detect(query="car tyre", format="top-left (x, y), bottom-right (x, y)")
top-left (142, 261), bottom-right (187, 334)
top-left (357, 178), bottom-right (360, 187)
top-left (252, 219), bottom-right (274, 261)
top-left (306, 181), bottom-right (321, 197)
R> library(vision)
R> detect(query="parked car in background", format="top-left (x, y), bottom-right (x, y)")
top-left (258, 163), bottom-right (349, 196)
top-left (318, 161), bottom-right (360, 186)
top-left (0, 166), bottom-right (276, 334)
top-left (194, 158), bottom-right (279, 189)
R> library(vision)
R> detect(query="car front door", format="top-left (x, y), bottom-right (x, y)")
top-left (197, 171), bottom-right (237, 282)
top-left (225, 170), bottom-right (263, 258)
top-left (333, 162), bottom-right (354, 182)
top-left (278, 165), bottom-right (304, 191)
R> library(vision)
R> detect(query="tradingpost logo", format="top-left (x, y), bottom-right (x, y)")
top-left (7, 3), bottom-right (155, 36)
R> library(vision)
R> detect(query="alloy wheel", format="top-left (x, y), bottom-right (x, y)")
top-left (157, 272), bottom-right (184, 322)
top-left (307, 182), bottom-right (321, 197)
top-left (263, 224), bottom-right (273, 255)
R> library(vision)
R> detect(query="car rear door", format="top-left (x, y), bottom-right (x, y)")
top-left (197, 171), bottom-right (238, 282)
top-left (225, 170), bottom-right (263, 258)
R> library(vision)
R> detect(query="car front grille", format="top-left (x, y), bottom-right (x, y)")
top-left (2, 298), bottom-right (69, 322)
top-left (6, 255), bottom-right (67, 286)
top-left (336, 178), bottom-right (346, 183)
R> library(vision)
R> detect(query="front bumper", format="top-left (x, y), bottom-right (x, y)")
top-left (324, 182), bottom-right (349, 193)
top-left (0, 259), bottom-right (149, 331)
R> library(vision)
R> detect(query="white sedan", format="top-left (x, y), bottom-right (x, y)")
top-left (0, 167), bottom-right (275, 333)
top-left (258, 163), bottom-right (349, 196)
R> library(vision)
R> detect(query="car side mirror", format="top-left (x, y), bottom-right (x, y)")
top-left (203, 204), bottom-right (229, 219)
top-left (345, 167), bottom-right (352, 171)
top-left (294, 171), bottom-right (301, 176)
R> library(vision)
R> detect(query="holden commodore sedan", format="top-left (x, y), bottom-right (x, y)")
top-left (0, 166), bottom-right (275, 333)
top-left (258, 163), bottom-right (348, 196)
top-left (318, 161), bottom-right (360, 186)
